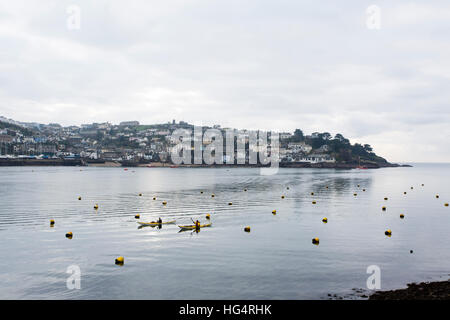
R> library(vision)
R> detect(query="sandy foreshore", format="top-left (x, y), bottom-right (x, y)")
top-left (86, 161), bottom-right (121, 167)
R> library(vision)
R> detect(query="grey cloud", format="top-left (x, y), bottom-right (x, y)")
top-left (0, 0), bottom-right (450, 162)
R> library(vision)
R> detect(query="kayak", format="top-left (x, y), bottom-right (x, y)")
top-left (178, 223), bottom-right (212, 230)
top-left (137, 220), bottom-right (176, 226)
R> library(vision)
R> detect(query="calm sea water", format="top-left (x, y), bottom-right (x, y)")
top-left (0, 164), bottom-right (449, 299)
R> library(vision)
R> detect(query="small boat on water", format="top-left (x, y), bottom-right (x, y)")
top-left (178, 223), bottom-right (212, 230)
top-left (137, 220), bottom-right (176, 226)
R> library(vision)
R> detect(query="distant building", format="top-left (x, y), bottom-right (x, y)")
top-left (67, 136), bottom-right (83, 144)
top-left (0, 135), bottom-right (13, 143)
top-left (34, 137), bottom-right (47, 143)
top-left (119, 121), bottom-right (140, 127)
top-left (102, 151), bottom-right (122, 161)
top-left (279, 132), bottom-right (292, 140)
top-left (97, 123), bottom-right (111, 130)
top-left (299, 154), bottom-right (335, 163)
top-left (79, 129), bottom-right (98, 137)
top-left (156, 130), bottom-right (170, 136)
top-left (287, 142), bottom-right (312, 153)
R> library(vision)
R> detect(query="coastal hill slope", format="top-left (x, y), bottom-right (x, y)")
top-left (0, 116), bottom-right (405, 168)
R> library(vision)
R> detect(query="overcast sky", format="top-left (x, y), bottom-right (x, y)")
top-left (0, 1), bottom-right (449, 162)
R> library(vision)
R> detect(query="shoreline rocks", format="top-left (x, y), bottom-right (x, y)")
top-left (0, 158), bottom-right (412, 169)
top-left (369, 280), bottom-right (450, 300)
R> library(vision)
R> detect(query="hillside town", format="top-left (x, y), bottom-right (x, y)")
top-left (0, 116), bottom-right (387, 167)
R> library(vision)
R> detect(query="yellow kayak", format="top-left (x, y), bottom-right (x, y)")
top-left (178, 223), bottom-right (212, 230)
top-left (137, 220), bottom-right (176, 226)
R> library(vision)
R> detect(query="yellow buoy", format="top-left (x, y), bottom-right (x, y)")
top-left (139, 193), bottom-right (142, 196)
top-left (322, 217), bottom-right (328, 223)
top-left (228, 202), bottom-right (232, 205)
top-left (115, 256), bottom-right (124, 265)
top-left (94, 204), bottom-right (99, 210)
top-left (65, 232), bottom-right (73, 238)
top-left (436, 195), bottom-right (439, 199)
top-left (206, 214), bottom-right (211, 219)
top-left (153, 197), bottom-right (156, 200)
top-left (312, 201), bottom-right (317, 204)
top-left (400, 214), bottom-right (405, 219)
top-left (311, 192), bottom-right (314, 196)
top-left (78, 196), bottom-right (81, 200)
top-left (382, 206), bottom-right (386, 211)
top-left (312, 237), bottom-right (319, 245)
top-left (162, 201), bottom-right (167, 205)
top-left (404, 192), bottom-right (407, 195)
top-left (211, 194), bottom-right (215, 198)
top-left (444, 203), bottom-right (449, 207)
top-left (281, 195), bottom-right (285, 199)
top-left (135, 214), bottom-right (140, 219)
top-left (272, 210), bottom-right (277, 215)
top-left (244, 226), bottom-right (251, 232)
top-left (384, 197), bottom-right (388, 200)
top-left (363, 189), bottom-right (366, 192)
top-left (385, 229), bottom-right (392, 236)
top-left (354, 193), bottom-right (357, 196)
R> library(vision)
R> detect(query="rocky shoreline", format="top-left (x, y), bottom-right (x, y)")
top-left (279, 162), bottom-right (411, 169)
top-left (369, 280), bottom-right (450, 300)
top-left (92, 161), bottom-right (412, 169)
top-left (0, 158), bottom-right (411, 168)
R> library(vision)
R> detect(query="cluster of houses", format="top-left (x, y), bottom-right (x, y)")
top-left (0, 116), bottom-right (335, 164)
top-left (279, 140), bottom-right (335, 164)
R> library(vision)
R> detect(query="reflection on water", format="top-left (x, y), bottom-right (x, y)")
top-left (0, 164), bottom-right (449, 299)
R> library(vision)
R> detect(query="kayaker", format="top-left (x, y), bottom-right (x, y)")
top-left (157, 217), bottom-right (162, 224)
top-left (195, 220), bottom-right (200, 230)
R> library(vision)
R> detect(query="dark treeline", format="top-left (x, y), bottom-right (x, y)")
top-left (287, 129), bottom-right (387, 164)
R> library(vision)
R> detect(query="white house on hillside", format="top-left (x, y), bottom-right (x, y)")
top-left (299, 154), bottom-right (335, 163)
top-left (287, 142), bottom-right (313, 153)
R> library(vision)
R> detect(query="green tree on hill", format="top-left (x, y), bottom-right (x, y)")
top-left (288, 130), bottom-right (387, 164)
top-left (291, 129), bottom-right (304, 142)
